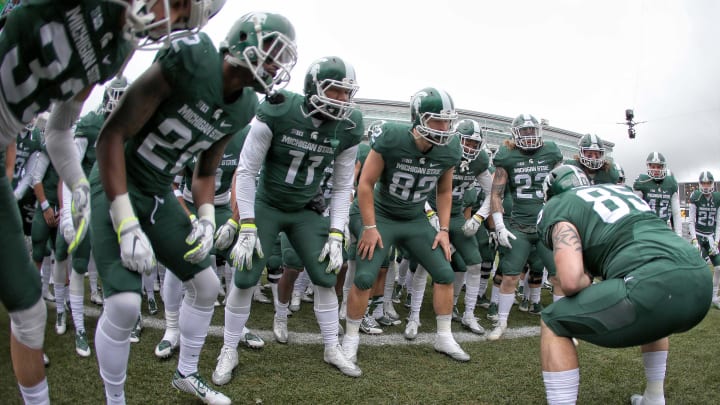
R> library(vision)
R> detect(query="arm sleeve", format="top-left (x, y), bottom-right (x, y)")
top-left (715, 207), bottom-right (720, 240)
top-left (235, 118), bottom-right (272, 220)
top-left (44, 100), bottom-right (85, 187)
top-left (74, 137), bottom-right (88, 160)
top-left (671, 191), bottom-right (682, 236)
top-left (28, 151), bottom-right (50, 187)
top-left (688, 202), bottom-right (697, 240)
top-left (329, 144), bottom-right (358, 231)
top-left (473, 170), bottom-right (493, 219)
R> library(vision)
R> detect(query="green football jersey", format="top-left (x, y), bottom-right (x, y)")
top-left (538, 184), bottom-right (699, 280)
top-left (371, 122), bottom-right (461, 221)
top-left (688, 190), bottom-right (720, 235)
top-left (564, 158), bottom-right (619, 185)
top-left (255, 90), bottom-right (363, 211)
top-left (183, 125), bottom-right (249, 199)
top-left (0, 1), bottom-right (132, 123)
top-left (632, 173), bottom-right (679, 221)
top-left (493, 141), bottom-right (563, 226)
top-left (124, 33), bottom-right (258, 195)
top-left (74, 109), bottom-right (104, 176)
top-left (427, 150), bottom-right (490, 216)
top-left (12, 128), bottom-right (42, 187)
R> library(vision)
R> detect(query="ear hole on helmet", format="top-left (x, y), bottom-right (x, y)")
top-left (239, 32), bottom-right (247, 41)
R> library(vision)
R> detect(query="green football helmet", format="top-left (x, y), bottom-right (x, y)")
top-left (303, 56), bottom-right (359, 120)
top-left (543, 165), bottom-right (590, 202)
top-left (410, 87), bottom-right (457, 146)
top-left (455, 119), bottom-right (484, 160)
top-left (102, 76), bottom-right (130, 114)
top-left (699, 171), bottom-right (715, 195)
top-left (646, 152), bottom-right (667, 180)
top-left (220, 12), bottom-right (298, 94)
top-left (577, 134), bottom-right (605, 170)
top-left (510, 114), bottom-right (543, 151)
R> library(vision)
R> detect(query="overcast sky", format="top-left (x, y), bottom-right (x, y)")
top-left (84, 0), bottom-right (720, 183)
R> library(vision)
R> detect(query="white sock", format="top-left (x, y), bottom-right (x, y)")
top-left (88, 257), bottom-right (99, 295)
top-left (452, 272), bottom-right (464, 306)
top-left (69, 270), bottom-right (85, 332)
top-left (491, 284), bottom-right (500, 304)
top-left (436, 314), bottom-right (452, 334)
top-left (713, 267), bottom-right (720, 301)
top-left (18, 378), bottom-right (49, 405)
top-left (530, 286), bottom-right (541, 304)
top-left (162, 310), bottom-right (180, 344)
top-left (410, 266), bottom-right (428, 318)
top-left (41, 256), bottom-right (52, 295)
top-left (464, 264), bottom-right (482, 316)
top-left (642, 351), bottom-right (667, 402)
top-left (177, 303), bottom-right (213, 377)
top-left (345, 317), bottom-right (361, 338)
top-left (314, 286), bottom-right (340, 347)
top-left (223, 287), bottom-right (253, 349)
top-left (397, 258), bottom-right (409, 288)
top-left (543, 368), bottom-right (579, 405)
top-left (162, 270), bottom-right (183, 313)
top-left (498, 293), bottom-right (515, 324)
top-left (384, 262), bottom-right (396, 303)
top-left (276, 300), bottom-right (289, 321)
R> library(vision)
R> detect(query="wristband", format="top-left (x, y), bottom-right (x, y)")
top-left (240, 223), bottom-right (257, 230)
top-left (439, 226), bottom-right (449, 232)
top-left (40, 200), bottom-right (50, 211)
top-left (362, 224), bottom-right (377, 230)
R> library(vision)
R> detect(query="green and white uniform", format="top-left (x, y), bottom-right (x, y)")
top-left (564, 158), bottom-right (619, 185)
top-left (493, 141), bottom-right (562, 276)
top-left (30, 142), bottom-right (60, 263)
top-left (688, 190), bottom-right (720, 266)
top-left (632, 172), bottom-right (682, 236)
top-left (0, 0), bottom-right (131, 312)
top-left (90, 33), bottom-right (258, 297)
top-left (235, 90), bottom-right (363, 289)
top-left (350, 122), bottom-right (461, 290)
top-left (538, 184), bottom-right (711, 347)
top-left (13, 128), bottom-right (43, 235)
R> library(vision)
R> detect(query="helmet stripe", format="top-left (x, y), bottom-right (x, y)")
top-left (438, 89), bottom-right (454, 111)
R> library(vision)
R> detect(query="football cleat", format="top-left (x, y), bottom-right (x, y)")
top-left (241, 326), bottom-right (265, 349)
top-left (630, 394), bottom-right (665, 405)
top-left (289, 292), bottom-right (301, 312)
top-left (451, 305), bottom-right (462, 322)
top-left (529, 302), bottom-right (544, 315)
top-left (384, 301), bottom-right (400, 320)
top-left (518, 298), bottom-right (530, 312)
top-left (434, 334), bottom-right (470, 362)
top-left (301, 291), bottom-right (314, 303)
top-left (461, 315), bottom-right (485, 335)
top-left (712, 299), bottom-right (720, 310)
top-left (75, 330), bottom-right (91, 357)
top-left (90, 291), bottom-right (104, 306)
top-left (477, 295), bottom-right (491, 309)
top-left (375, 315), bottom-right (401, 327)
top-left (155, 336), bottom-right (179, 359)
top-left (392, 284), bottom-right (403, 304)
top-left (43, 353), bottom-right (50, 367)
top-left (211, 345), bottom-right (239, 386)
top-left (360, 315), bottom-right (383, 335)
top-left (404, 293), bottom-right (412, 309)
top-left (273, 316), bottom-right (289, 344)
top-left (253, 286), bottom-right (271, 304)
top-left (173, 370), bottom-right (231, 405)
top-left (129, 315), bottom-right (142, 343)
top-left (341, 336), bottom-right (359, 364)
top-left (486, 302), bottom-right (499, 322)
top-left (147, 297), bottom-right (158, 315)
top-left (486, 322), bottom-right (507, 341)
top-left (153, 278), bottom-right (161, 292)
top-left (404, 319), bottom-right (420, 340)
top-left (324, 344), bottom-right (362, 377)
top-left (43, 289), bottom-right (55, 303)
top-left (55, 312), bottom-right (67, 335)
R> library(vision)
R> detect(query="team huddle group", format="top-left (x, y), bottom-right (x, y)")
top-left (0, 1), bottom-right (717, 405)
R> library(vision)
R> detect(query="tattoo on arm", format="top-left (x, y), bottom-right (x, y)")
top-left (552, 222), bottom-right (582, 252)
top-left (491, 167), bottom-right (507, 212)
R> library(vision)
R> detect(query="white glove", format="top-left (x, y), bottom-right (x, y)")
top-left (184, 205), bottom-right (215, 264)
top-left (60, 214), bottom-right (75, 245)
top-left (214, 218), bottom-right (238, 250)
top-left (709, 236), bottom-right (719, 256)
top-left (462, 214), bottom-right (483, 237)
top-left (691, 238), bottom-right (701, 253)
top-left (426, 210), bottom-right (440, 232)
top-left (230, 223), bottom-right (264, 270)
top-left (489, 231), bottom-right (499, 251)
top-left (318, 231), bottom-right (344, 274)
top-left (110, 193), bottom-right (155, 275)
top-left (496, 223), bottom-right (517, 249)
top-left (68, 178), bottom-right (91, 253)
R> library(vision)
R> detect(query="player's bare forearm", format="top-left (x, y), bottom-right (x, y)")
top-left (490, 166), bottom-right (507, 214)
top-left (436, 168), bottom-right (454, 228)
top-left (358, 150), bottom-right (384, 227)
top-left (5, 142), bottom-right (16, 178)
top-left (551, 221), bottom-right (590, 295)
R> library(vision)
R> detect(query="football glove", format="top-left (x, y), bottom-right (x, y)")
top-left (691, 238), bottom-right (701, 253)
top-left (230, 223), bottom-right (264, 270)
top-left (110, 193), bottom-right (155, 275)
top-left (426, 210), bottom-right (440, 232)
top-left (462, 214), bottom-right (483, 237)
top-left (68, 178), bottom-right (91, 254)
top-left (318, 231), bottom-right (344, 274)
top-left (709, 236), bottom-right (719, 256)
top-left (184, 206), bottom-right (215, 264)
top-left (495, 223), bottom-right (517, 249)
top-left (60, 214), bottom-right (75, 245)
top-left (214, 218), bottom-right (238, 250)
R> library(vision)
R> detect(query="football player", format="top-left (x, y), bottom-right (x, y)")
top-left (91, 11), bottom-right (296, 404)
top-left (687, 171), bottom-right (720, 308)
top-left (486, 113), bottom-right (563, 340)
top-left (219, 55), bottom-right (363, 381)
top-left (632, 152), bottom-right (683, 237)
top-left (564, 134), bottom-right (619, 184)
top-left (415, 118), bottom-right (492, 335)
top-left (341, 87), bottom-right (471, 364)
top-left (538, 165), bottom-right (711, 405)
top-left (0, 1), bottom-right (224, 401)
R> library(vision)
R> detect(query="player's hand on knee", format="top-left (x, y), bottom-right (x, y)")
top-left (184, 216), bottom-right (216, 264)
top-left (214, 218), bottom-right (238, 250)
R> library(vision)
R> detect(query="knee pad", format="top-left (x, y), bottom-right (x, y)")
top-left (10, 298), bottom-right (47, 349)
top-left (267, 265), bottom-right (284, 284)
top-left (481, 262), bottom-right (493, 278)
top-left (183, 267), bottom-right (220, 309)
top-left (528, 273), bottom-right (543, 285)
top-left (353, 271), bottom-right (376, 291)
top-left (313, 286), bottom-right (338, 312)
